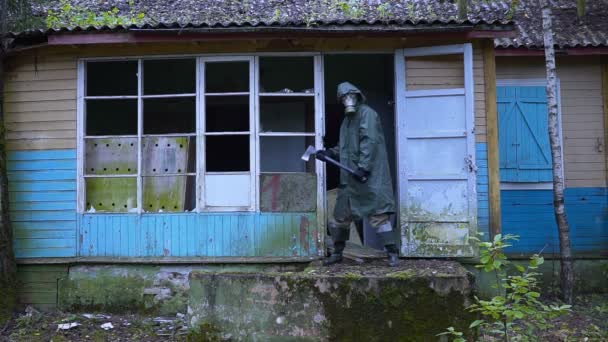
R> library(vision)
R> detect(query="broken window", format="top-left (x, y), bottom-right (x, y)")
top-left (81, 55), bottom-right (320, 213)
top-left (84, 58), bottom-right (197, 213)
top-left (203, 59), bottom-right (253, 209)
top-left (258, 56), bottom-right (317, 212)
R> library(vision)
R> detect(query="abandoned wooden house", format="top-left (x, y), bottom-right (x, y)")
top-left (2, 0), bottom-right (606, 320)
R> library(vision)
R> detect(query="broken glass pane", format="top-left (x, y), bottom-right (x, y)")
top-left (259, 57), bottom-right (314, 93)
top-left (142, 137), bottom-right (196, 176)
top-left (86, 99), bottom-right (137, 136)
top-left (205, 62), bottom-right (249, 93)
top-left (260, 136), bottom-right (315, 173)
top-left (205, 135), bottom-right (249, 172)
top-left (85, 137), bottom-right (137, 175)
top-left (86, 177), bottom-right (137, 213)
top-left (260, 96), bottom-right (314, 133)
top-left (86, 61), bottom-right (138, 96)
top-left (143, 97), bottom-right (196, 134)
top-left (144, 59), bottom-right (196, 95)
top-left (143, 176), bottom-right (196, 212)
top-left (205, 96), bottom-right (249, 132)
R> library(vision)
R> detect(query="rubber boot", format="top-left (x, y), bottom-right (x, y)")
top-left (323, 241), bottom-right (345, 266)
top-left (324, 224), bottom-right (349, 266)
top-left (385, 244), bottom-right (399, 267)
top-left (377, 230), bottom-right (399, 267)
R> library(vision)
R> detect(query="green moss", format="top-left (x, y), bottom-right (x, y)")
top-left (386, 270), bottom-right (416, 280)
top-left (343, 272), bottom-right (363, 280)
top-left (0, 281), bottom-right (17, 324)
top-left (315, 276), bottom-right (476, 341)
top-left (186, 322), bottom-right (223, 342)
top-left (59, 273), bottom-right (152, 313)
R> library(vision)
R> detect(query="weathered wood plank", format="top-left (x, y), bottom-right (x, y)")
top-left (7, 138), bottom-right (75, 151)
top-left (5, 90), bottom-right (76, 103)
top-left (5, 111), bottom-right (75, 123)
top-left (483, 41), bottom-right (501, 238)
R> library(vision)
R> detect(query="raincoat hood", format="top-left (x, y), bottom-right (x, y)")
top-left (336, 82), bottom-right (367, 103)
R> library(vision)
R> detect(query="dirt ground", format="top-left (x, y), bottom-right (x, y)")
top-left (1, 294), bottom-right (606, 341)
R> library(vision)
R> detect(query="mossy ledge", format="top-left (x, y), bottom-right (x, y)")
top-left (188, 260), bottom-right (477, 341)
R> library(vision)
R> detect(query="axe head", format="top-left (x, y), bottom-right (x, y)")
top-left (301, 145), bottom-right (316, 161)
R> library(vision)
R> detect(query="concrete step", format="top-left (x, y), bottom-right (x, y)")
top-left (188, 260), bottom-right (476, 341)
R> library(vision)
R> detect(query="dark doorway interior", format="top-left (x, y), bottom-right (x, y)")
top-left (323, 54), bottom-right (396, 249)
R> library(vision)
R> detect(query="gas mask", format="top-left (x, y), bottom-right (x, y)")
top-left (342, 93), bottom-right (358, 114)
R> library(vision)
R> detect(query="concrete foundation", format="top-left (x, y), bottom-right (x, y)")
top-left (188, 260), bottom-right (476, 341)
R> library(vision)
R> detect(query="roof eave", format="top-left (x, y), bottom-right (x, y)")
top-left (25, 24), bottom-right (513, 46)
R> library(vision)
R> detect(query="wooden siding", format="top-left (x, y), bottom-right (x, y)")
top-left (17, 265), bottom-right (67, 310)
top-left (79, 212), bottom-right (319, 257)
top-left (501, 188), bottom-right (607, 257)
top-left (8, 149), bottom-right (78, 258)
top-left (496, 56), bottom-right (607, 188)
top-left (476, 143), bottom-right (490, 237)
top-left (4, 54), bottom-right (77, 151)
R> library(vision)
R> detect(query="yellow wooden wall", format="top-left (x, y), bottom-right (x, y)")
top-left (496, 56), bottom-right (607, 188)
top-left (4, 39), bottom-right (488, 152)
top-left (4, 54), bottom-right (77, 151)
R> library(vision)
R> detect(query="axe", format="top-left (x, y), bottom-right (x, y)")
top-left (301, 145), bottom-right (366, 182)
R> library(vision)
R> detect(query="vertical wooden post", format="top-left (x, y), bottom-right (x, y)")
top-left (483, 40), bottom-right (502, 238)
top-left (602, 58), bottom-right (608, 187)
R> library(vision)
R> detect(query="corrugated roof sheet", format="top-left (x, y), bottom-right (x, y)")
top-left (9, 0), bottom-right (514, 38)
top-left (495, 0), bottom-right (608, 48)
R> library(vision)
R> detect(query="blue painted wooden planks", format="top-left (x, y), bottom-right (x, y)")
top-left (501, 188), bottom-right (608, 256)
top-left (8, 149), bottom-right (77, 258)
top-left (476, 143), bottom-right (490, 237)
top-left (497, 86), bottom-right (552, 183)
top-left (78, 212), bottom-right (319, 258)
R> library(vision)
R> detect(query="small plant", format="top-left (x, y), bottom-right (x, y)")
top-left (439, 234), bottom-right (571, 341)
top-left (376, 2), bottom-right (393, 21)
top-left (46, 0), bottom-right (146, 28)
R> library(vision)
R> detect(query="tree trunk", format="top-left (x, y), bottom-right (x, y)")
top-left (541, 3), bottom-right (574, 304)
top-left (0, 0), bottom-right (18, 324)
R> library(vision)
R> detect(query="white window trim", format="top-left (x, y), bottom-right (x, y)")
top-left (496, 78), bottom-right (564, 191)
top-left (77, 53), bottom-right (325, 215)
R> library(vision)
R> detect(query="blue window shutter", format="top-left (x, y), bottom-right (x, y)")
top-left (497, 86), bottom-right (552, 182)
top-left (497, 86), bottom-right (519, 181)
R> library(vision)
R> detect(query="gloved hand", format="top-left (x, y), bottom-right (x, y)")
top-left (353, 168), bottom-right (370, 183)
top-left (315, 149), bottom-right (332, 161)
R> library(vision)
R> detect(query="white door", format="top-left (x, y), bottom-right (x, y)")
top-left (394, 44), bottom-right (477, 257)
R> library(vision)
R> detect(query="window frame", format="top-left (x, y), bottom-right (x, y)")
top-left (496, 78), bottom-right (564, 190)
top-left (77, 53), bottom-right (325, 214)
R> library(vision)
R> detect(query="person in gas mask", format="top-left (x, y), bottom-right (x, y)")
top-left (316, 82), bottom-right (399, 267)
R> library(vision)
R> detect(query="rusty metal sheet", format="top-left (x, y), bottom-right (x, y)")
top-left (260, 173), bottom-right (316, 212)
top-left (85, 138), bottom-right (137, 175)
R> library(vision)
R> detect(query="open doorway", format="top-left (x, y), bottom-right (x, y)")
top-left (323, 54), bottom-right (396, 252)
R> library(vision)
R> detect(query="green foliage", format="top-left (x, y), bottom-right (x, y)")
top-left (46, 0), bottom-right (145, 29)
top-left (2, 0), bottom-right (46, 32)
top-left (439, 234), bottom-right (571, 341)
top-left (436, 326), bottom-right (466, 342)
top-left (336, 0), bottom-right (365, 19)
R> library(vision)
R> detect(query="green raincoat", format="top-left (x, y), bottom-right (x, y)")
top-left (330, 82), bottom-right (396, 221)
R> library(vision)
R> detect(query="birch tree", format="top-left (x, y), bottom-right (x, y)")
top-left (540, 0), bottom-right (575, 304)
top-left (458, 0), bottom-right (583, 304)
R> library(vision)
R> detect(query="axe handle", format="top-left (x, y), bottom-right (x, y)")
top-left (323, 156), bottom-right (357, 175)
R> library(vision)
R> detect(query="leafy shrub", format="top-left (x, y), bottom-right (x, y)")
top-left (439, 234), bottom-right (571, 341)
